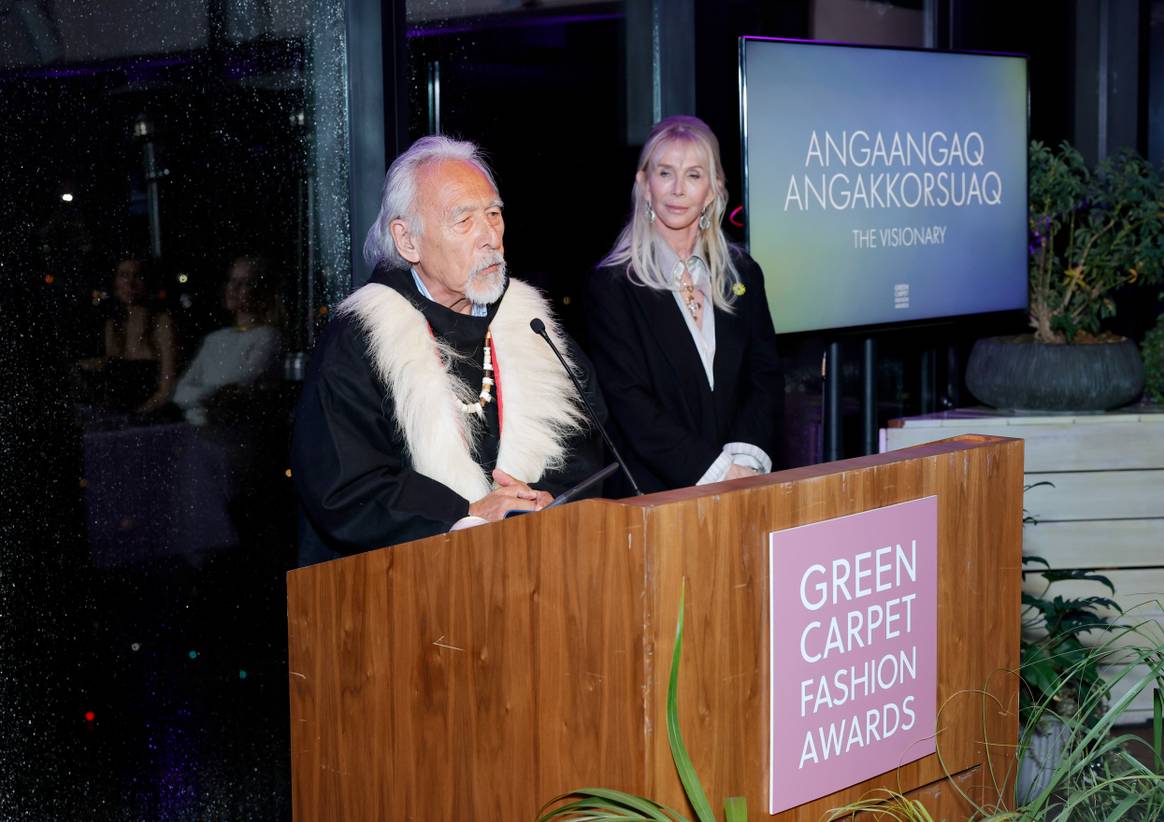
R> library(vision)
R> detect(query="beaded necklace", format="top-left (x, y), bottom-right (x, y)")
top-left (459, 330), bottom-right (495, 416)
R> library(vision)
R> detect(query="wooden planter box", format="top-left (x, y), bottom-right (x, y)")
top-left (883, 407), bottom-right (1164, 725)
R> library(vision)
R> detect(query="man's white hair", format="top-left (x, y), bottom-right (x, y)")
top-left (363, 135), bottom-right (499, 270)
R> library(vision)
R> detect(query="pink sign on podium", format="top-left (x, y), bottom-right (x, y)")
top-left (768, 496), bottom-right (938, 814)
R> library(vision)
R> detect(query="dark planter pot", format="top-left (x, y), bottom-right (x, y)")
top-left (966, 335), bottom-right (1144, 411)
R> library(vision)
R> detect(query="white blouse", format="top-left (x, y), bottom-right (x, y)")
top-left (653, 238), bottom-right (772, 483)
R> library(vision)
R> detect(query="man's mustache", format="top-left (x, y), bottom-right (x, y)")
top-left (469, 253), bottom-right (506, 279)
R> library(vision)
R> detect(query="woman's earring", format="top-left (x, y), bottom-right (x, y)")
top-left (646, 202), bottom-right (656, 224)
top-left (699, 207), bottom-right (711, 231)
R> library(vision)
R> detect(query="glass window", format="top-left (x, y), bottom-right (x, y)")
top-left (1, 1), bottom-right (350, 814)
top-left (402, 1), bottom-right (628, 328)
top-left (812, 0), bottom-right (926, 46)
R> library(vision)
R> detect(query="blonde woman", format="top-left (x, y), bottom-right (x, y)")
top-left (583, 115), bottom-right (782, 494)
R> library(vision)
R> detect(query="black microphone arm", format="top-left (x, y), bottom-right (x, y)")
top-left (529, 318), bottom-right (644, 496)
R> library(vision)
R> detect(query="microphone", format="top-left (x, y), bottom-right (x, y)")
top-left (529, 318), bottom-right (644, 496)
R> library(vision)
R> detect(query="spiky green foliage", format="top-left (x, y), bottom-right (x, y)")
top-left (538, 584), bottom-right (747, 822)
top-left (997, 629), bottom-right (1164, 821)
top-left (665, 587), bottom-right (716, 822)
top-left (823, 788), bottom-right (936, 821)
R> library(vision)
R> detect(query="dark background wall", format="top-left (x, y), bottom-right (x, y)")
top-left (2, 1), bottom-right (1163, 817)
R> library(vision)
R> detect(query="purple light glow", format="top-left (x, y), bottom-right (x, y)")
top-left (5, 54), bottom-right (193, 81)
top-left (408, 11), bottom-right (623, 40)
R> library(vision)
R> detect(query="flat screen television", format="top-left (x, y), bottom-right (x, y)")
top-left (739, 38), bottom-right (1028, 335)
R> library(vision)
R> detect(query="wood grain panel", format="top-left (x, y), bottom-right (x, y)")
top-left (883, 415), bottom-right (1164, 472)
top-left (1023, 519), bottom-right (1164, 568)
top-left (628, 435), bottom-right (1023, 819)
top-left (287, 435), bottom-right (1023, 820)
top-left (1023, 471), bottom-right (1164, 522)
top-left (288, 499), bottom-right (648, 819)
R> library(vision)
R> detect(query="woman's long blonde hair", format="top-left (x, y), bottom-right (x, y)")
top-left (600, 115), bottom-right (741, 312)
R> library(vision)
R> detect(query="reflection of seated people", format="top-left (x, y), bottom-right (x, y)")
top-left (174, 255), bottom-right (285, 426)
top-left (78, 255), bottom-right (178, 413)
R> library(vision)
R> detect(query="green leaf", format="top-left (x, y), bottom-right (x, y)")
top-left (824, 790), bottom-right (934, 821)
top-left (667, 584), bottom-right (717, 822)
top-left (1028, 139), bottom-right (1164, 338)
top-left (1154, 686), bottom-right (1163, 774)
top-left (537, 789), bottom-right (685, 822)
top-left (1100, 789), bottom-right (1144, 821)
top-left (1022, 657), bottom-right (1059, 696)
top-left (1040, 569), bottom-right (1118, 594)
top-left (723, 796), bottom-right (747, 822)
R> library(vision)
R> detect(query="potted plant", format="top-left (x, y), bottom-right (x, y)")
top-left (1015, 554), bottom-right (1122, 803)
top-left (966, 140), bottom-right (1164, 411)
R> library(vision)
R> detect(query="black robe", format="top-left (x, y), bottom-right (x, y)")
top-left (291, 266), bottom-right (606, 565)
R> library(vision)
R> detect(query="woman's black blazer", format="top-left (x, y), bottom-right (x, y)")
top-left (582, 249), bottom-right (783, 495)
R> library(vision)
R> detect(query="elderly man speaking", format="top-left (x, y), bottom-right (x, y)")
top-left (291, 136), bottom-right (604, 565)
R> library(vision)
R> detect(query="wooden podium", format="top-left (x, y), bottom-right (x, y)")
top-left (287, 435), bottom-right (1022, 820)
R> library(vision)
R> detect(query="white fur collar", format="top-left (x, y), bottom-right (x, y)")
top-left (337, 278), bottom-right (586, 503)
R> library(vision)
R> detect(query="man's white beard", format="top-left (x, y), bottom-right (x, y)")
top-left (464, 253), bottom-right (507, 305)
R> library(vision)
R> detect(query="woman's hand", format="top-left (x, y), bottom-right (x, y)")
top-left (725, 463), bottom-right (758, 481)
